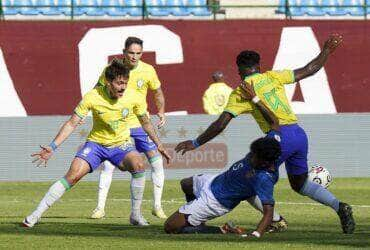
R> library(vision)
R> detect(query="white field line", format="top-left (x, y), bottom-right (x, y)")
top-left (3, 198), bottom-right (370, 208)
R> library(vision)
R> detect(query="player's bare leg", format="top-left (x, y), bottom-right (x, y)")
top-left (289, 173), bottom-right (355, 234)
top-left (23, 158), bottom-right (90, 228)
top-left (118, 151), bottom-right (148, 226)
top-left (145, 149), bottom-right (167, 219)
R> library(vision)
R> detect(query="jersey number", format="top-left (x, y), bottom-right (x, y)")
top-left (263, 88), bottom-right (291, 114)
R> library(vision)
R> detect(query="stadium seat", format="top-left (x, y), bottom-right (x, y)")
top-left (343, 0), bottom-right (365, 16)
top-left (125, 0), bottom-right (142, 16)
top-left (322, 0), bottom-right (347, 15)
top-left (35, 0), bottom-right (62, 15)
top-left (2, 0), bottom-right (20, 15)
top-left (146, 0), bottom-right (170, 16)
top-left (187, 0), bottom-right (211, 16)
top-left (78, 0), bottom-right (105, 16)
top-left (302, 0), bottom-right (325, 16)
top-left (276, 0), bottom-right (286, 14)
top-left (13, 0), bottom-right (40, 15)
top-left (56, 0), bottom-right (72, 15)
top-left (286, 0), bottom-right (305, 16)
top-left (167, 0), bottom-right (190, 16)
top-left (101, 0), bottom-right (128, 16)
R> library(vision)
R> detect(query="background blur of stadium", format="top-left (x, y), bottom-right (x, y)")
top-left (0, 1), bottom-right (369, 249)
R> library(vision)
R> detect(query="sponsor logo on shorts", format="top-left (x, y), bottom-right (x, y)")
top-left (81, 147), bottom-right (91, 157)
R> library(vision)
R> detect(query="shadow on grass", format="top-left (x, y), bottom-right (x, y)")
top-left (0, 219), bottom-right (369, 248)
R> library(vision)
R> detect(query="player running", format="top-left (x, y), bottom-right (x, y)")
top-left (165, 137), bottom-right (281, 238)
top-left (22, 60), bottom-right (170, 228)
top-left (175, 34), bottom-right (355, 234)
top-left (91, 37), bottom-right (168, 224)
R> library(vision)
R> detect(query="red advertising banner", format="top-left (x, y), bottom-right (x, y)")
top-left (0, 20), bottom-right (369, 116)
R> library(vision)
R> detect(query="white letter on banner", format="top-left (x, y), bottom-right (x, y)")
top-left (78, 25), bottom-right (183, 96)
top-left (273, 27), bottom-right (337, 114)
top-left (0, 49), bottom-right (27, 117)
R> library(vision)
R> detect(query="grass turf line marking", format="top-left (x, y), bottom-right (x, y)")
top-left (3, 198), bottom-right (370, 208)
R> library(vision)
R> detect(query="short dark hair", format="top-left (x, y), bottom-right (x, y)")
top-left (105, 58), bottom-right (130, 82)
top-left (125, 36), bottom-right (143, 49)
top-left (250, 137), bottom-right (281, 163)
top-left (236, 50), bottom-right (260, 68)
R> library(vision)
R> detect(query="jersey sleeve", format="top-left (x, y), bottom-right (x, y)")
top-left (133, 99), bottom-right (148, 117)
top-left (253, 174), bottom-right (275, 206)
top-left (148, 67), bottom-right (161, 90)
top-left (202, 88), bottom-right (213, 114)
top-left (269, 70), bottom-right (295, 85)
top-left (224, 89), bottom-right (254, 117)
top-left (74, 94), bottom-right (92, 119)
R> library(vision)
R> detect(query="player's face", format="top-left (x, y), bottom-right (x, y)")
top-left (123, 43), bottom-right (143, 68)
top-left (107, 75), bottom-right (129, 99)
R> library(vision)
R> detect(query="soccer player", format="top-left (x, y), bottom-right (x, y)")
top-left (175, 34), bottom-right (355, 234)
top-left (22, 60), bottom-right (170, 228)
top-left (165, 137), bottom-right (281, 238)
top-left (91, 37), bottom-right (168, 224)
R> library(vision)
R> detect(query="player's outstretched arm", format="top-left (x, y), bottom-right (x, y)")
top-left (137, 114), bottom-right (171, 163)
top-left (239, 81), bottom-right (279, 131)
top-left (153, 87), bottom-right (166, 129)
top-left (245, 204), bottom-right (273, 238)
top-left (175, 112), bottom-right (233, 155)
top-left (294, 34), bottom-right (343, 82)
top-left (31, 114), bottom-right (82, 167)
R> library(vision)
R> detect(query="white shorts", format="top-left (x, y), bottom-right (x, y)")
top-left (179, 174), bottom-right (230, 226)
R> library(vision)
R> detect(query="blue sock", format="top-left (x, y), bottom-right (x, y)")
top-left (300, 180), bottom-right (340, 212)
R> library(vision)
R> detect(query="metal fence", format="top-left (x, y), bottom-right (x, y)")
top-left (0, 1), bottom-right (369, 20)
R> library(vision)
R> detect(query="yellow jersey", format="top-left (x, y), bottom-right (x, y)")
top-left (224, 70), bottom-right (298, 133)
top-left (97, 60), bottom-right (161, 128)
top-left (203, 82), bottom-right (233, 115)
top-left (74, 86), bottom-right (147, 147)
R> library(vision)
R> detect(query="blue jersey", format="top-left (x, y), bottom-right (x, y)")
top-left (210, 157), bottom-right (278, 210)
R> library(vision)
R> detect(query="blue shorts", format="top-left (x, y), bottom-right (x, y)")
top-left (75, 141), bottom-right (136, 172)
top-left (266, 124), bottom-right (308, 176)
top-left (130, 127), bottom-right (157, 153)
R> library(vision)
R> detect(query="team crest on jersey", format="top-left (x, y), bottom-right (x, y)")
top-left (81, 147), bottom-right (91, 157)
top-left (137, 79), bottom-right (144, 88)
top-left (122, 108), bottom-right (129, 119)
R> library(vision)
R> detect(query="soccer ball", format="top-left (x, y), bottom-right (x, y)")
top-left (308, 165), bottom-right (333, 188)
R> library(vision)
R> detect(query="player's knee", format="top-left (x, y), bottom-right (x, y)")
top-left (164, 218), bottom-right (177, 234)
top-left (133, 160), bottom-right (145, 173)
top-left (180, 177), bottom-right (193, 194)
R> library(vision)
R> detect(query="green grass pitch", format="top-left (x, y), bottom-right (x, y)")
top-left (0, 178), bottom-right (369, 249)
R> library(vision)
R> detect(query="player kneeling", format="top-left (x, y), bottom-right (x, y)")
top-left (164, 137), bottom-right (281, 238)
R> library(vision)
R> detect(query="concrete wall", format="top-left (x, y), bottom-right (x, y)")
top-left (0, 114), bottom-right (369, 182)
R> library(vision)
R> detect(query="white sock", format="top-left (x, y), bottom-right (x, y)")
top-left (130, 172), bottom-right (146, 217)
top-left (149, 155), bottom-right (164, 210)
top-left (246, 196), bottom-right (281, 222)
top-left (31, 178), bottom-right (71, 218)
top-left (96, 161), bottom-right (115, 210)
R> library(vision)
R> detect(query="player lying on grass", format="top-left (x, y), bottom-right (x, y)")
top-left (165, 137), bottom-right (281, 238)
top-left (92, 37), bottom-right (168, 223)
top-left (22, 60), bottom-right (170, 228)
top-left (175, 34), bottom-right (355, 234)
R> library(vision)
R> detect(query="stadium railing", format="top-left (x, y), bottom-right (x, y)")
top-left (0, 0), bottom-right (369, 20)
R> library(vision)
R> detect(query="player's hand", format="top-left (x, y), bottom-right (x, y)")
top-left (157, 144), bottom-right (171, 164)
top-left (31, 145), bottom-right (53, 167)
top-left (239, 80), bottom-right (256, 101)
top-left (77, 117), bottom-right (86, 126)
top-left (175, 140), bottom-right (196, 155)
top-left (323, 34), bottom-right (343, 54)
top-left (157, 113), bottom-right (166, 129)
